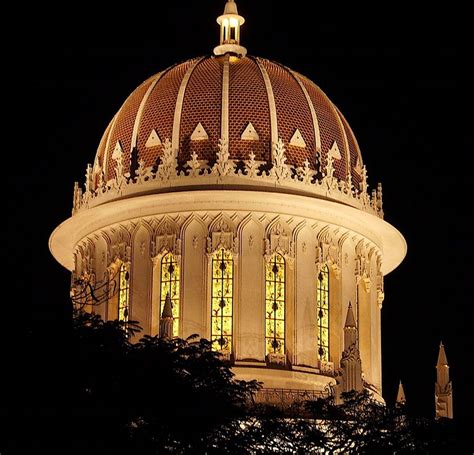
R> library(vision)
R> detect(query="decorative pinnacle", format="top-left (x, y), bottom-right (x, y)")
top-left (161, 292), bottom-right (173, 319)
top-left (223, 0), bottom-right (239, 15)
top-left (437, 341), bottom-right (448, 367)
top-left (344, 302), bottom-right (357, 328)
top-left (396, 380), bottom-right (407, 405)
top-left (214, 0), bottom-right (247, 58)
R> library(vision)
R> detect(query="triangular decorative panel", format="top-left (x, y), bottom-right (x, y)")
top-left (112, 140), bottom-right (124, 159)
top-left (190, 122), bottom-right (209, 141)
top-left (241, 122), bottom-right (259, 140)
top-left (145, 129), bottom-right (162, 148)
top-left (328, 140), bottom-right (342, 159)
top-left (354, 157), bottom-right (363, 175)
top-left (289, 128), bottom-right (306, 148)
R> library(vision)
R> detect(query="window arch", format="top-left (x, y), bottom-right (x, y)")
top-left (317, 264), bottom-right (330, 362)
top-left (265, 253), bottom-right (285, 355)
top-left (211, 248), bottom-right (234, 353)
top-left (160, 252), bottom-right (180, 337)
top-left (118, 262), bottom-right (130, 324)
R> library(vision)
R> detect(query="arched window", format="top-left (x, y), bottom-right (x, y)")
top-left (211, 248), bottom-right (234, 353)
top-left (160, 252), bottom-right (180, 337)
top-left (265, 253), bottom-right (285, 355)
top-left (118, 262), bottom-right (130, 324)
top-left (317, 265), bottom-right (330, 362)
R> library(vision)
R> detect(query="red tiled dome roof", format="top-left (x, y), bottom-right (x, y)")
top-left (95, 55), bottom-right (363, 188)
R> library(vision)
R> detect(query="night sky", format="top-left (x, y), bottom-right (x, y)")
top-left (19, 1), bottom-right (471, 425)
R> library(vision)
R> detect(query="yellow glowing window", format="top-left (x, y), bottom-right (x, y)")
top-left (160, 252), bottom-right (180, 337)
top-left (265, 253), bottom-right (285, 355)
top-left (211, 249), bottom-right (234, 353)
top-left (317, 265), bottom-right (330, 362)
top-left (118, 262), bottom-right (130, 324)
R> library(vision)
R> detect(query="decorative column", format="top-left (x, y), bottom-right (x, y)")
top-left (339, 302), bottom-right (363, 393)
top-left (435, 341), bottom-right (453, 419)
top-left (159, 293), bottom-right (174, 339)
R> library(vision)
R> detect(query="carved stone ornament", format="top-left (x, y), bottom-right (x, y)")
top-left (265, 220), bottom-right (292, 259)
top-left (97, 169), bottom-right (106, 194)
top-left (270, 138), bottom-right (290, 181)
top-left (211, 139), bottom-right (235, 177)
top-left (111, 141), bottom-right (126, 191)
top-left (136, 159), bottom-right (153, 184)
top-left (321, 154), bottom-right (339, 192)
top-left (376, 255), bottom-right (385, 308)
top-left (316, 227), bottom-right (341, 279)
top-left (156, 138), bottom-right (177, 181)
top-left (185, 151), bottom-right (201, 177)
top-left (319, 359), bottom-right (335, 375)
top-left (341, 342), bottom-right (361, 364)
top-left (244, 151), bottom-right (259, 177)
top-left (108, 227), bottom-right (131, 264)
top-left (207, 215), bottom-right (236, 255)
top-left (154, 217), bottom-right (181, 259)
top-left (355, 241), bottom-right (372, 292)
top-left (72, 135), bottom-right (384, 220)
top-left (267, 352), bottom-right (287, 366)
top-left (85, 163), bottom-right (94, 193)
top-left (72, 182), bottom-right (83, 214)
top-left (296, 159), bottom-right (314, 184)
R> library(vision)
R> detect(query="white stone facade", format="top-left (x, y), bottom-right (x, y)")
top-left (53, 190), bottom-right (406, 397)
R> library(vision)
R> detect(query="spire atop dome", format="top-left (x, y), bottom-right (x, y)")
top-left (214, 0), bottom-right (247, 58)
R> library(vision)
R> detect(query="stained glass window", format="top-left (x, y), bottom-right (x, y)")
top-left (265, 253), bottom-right (285, 355)
top-left (118, 262), bottom-right (130, 324)
top-left (317, 265), bottom-right (330, 362)
top-left (211, 249), bottom-right (234, 353)
top-left (160, 252), bottom-right (180, 337)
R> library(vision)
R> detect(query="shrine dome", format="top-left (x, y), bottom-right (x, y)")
top-left (95, 55), bottom-right (364, 189)
top-left (49, 0), bottom-right (407, 401)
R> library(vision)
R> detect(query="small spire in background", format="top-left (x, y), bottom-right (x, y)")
top-left (338, 302), bottom-right (363, 397)
top-left (437, 340), bottom-right (448, 367)
top-left (435, 340), bottom-right (453, 419)
top-left (343, 302), bottom-right (357, 351)
top-left (159, 292), bottom-right (174, 339)
top-left (344, 302), bottom-right (357, 328)
top-left (396, 380), bottom-right (406, 406)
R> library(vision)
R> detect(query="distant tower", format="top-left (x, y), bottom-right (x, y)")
top-left (396, 380), bottom-right (406, 406)
top-left (159, 293), bottom-right (174, 339)
top-left (435, 341), bottom-right (453, 419)
top-left (340, 303), bottom-right (363, 393)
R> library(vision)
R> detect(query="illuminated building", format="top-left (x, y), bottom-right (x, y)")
top-left (50, 0), bottom-right (406, 401)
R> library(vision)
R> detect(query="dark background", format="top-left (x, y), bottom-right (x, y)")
top-left (14, 0), bottom-right (471, 429)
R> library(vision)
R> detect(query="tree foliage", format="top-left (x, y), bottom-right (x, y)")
top-left (3, 309), bottom-right (470, 453)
